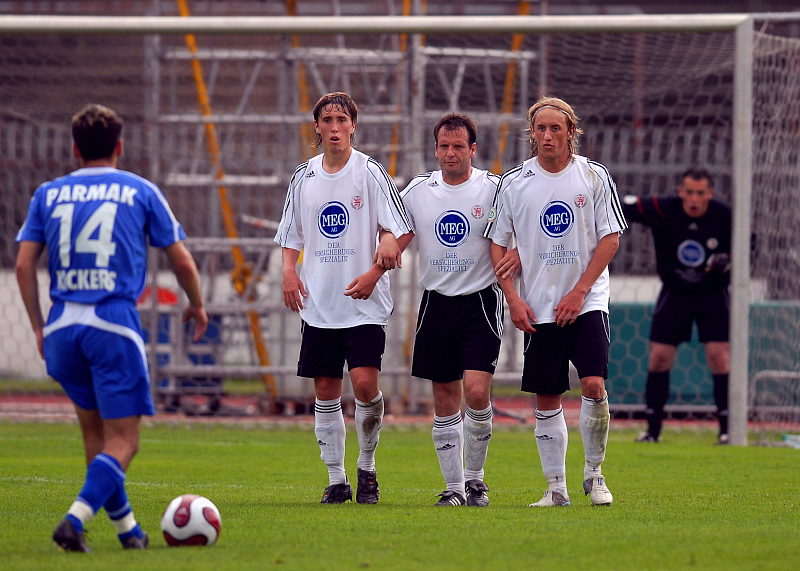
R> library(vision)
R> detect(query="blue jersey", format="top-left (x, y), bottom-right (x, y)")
top-left (16, 166), bottom-right (185, 305)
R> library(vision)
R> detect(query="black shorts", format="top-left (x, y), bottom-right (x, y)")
top-left (411, 284), bottom-right (504, 383)
top-left (297, 322), bottom-right (386, 379)
top-left (650, 287), bottom-right (729, 345)
top-left (521, 310), bottom-right (610, 395)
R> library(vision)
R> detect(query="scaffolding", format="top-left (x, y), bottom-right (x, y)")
top-left (139, 0), bottom-right (537, 413)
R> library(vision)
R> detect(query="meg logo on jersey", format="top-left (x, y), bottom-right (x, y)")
top-left (435, 210), bottom-right (470, 247)
top-left (318, 201), bottom-right (349, 238)
top-left (540, 201), bottom-right (574, 238)
top-left (677, 239), bottom-right (705, 267)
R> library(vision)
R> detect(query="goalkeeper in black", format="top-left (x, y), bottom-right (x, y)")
top-left (622, 166), bottom-right (731, 444)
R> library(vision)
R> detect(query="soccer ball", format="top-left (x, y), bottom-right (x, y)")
top-left (161, 494), bottom-right (222, 546)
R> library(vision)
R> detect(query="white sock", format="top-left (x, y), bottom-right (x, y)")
top-left (432, 413), bottom-right (465, 495)
top-left (580, 394), bottom-right (610, 481)
top-left (355, 391), bottom-right (384, 472)
top-left (314, 397), bottom-right (347, 485)
top-left (67, 499), bottom-right (94, 526)
top-left (534, 408), bottom-right (568, 491)
top-left (463, 404), bottom-right (492, 482)
top-left (110, 512), bottom-right (137, 535)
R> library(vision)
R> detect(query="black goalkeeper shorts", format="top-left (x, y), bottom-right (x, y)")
top-left (650, 287), bottom-right (729, 346)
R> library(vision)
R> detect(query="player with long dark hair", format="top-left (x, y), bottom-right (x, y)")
top-left (275, 92), bottom-right (412, 504)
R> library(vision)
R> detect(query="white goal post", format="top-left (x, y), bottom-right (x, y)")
top-left (0, 14), bottom-right (754, 34)
top-left (3, 13), bottom-right (795, 446)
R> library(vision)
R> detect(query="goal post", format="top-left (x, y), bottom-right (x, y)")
top-left (1, 12), bottom-right (798, 444)
top-left (730, 21), bottom-right (753, 447)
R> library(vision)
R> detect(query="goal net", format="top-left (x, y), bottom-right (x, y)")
top-left (0, 9), bottom-right (798, 441)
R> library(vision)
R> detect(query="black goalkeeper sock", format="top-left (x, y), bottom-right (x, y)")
top-left (644, 371), bottom-right (670, 438)
top-left (713, 373), bottom-right (729, 435)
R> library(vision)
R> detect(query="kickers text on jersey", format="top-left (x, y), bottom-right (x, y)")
top-left (46, 183), bottom-right (140, 293)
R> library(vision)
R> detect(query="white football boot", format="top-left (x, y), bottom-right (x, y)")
top-left (583, 476), bottom-right (613, 506)
top-left (528, 489), bottom-right (571, 507)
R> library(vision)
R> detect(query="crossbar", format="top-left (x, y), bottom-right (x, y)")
top-left (0, 14), bottom-right (751, 35)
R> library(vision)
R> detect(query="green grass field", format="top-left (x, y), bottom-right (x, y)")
top-left (1, 421), bottom-right (798, 570)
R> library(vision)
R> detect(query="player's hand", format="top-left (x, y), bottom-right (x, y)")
top-left (344, 267), bottom-right (381, 300)
top-left (374, 232), bottom-right (402, 270)
top-left (282, 269), bottom-right (308, 312)
top-left (706, 253), bottom-right (731, 274)
top-left (554, 290), bottom-right (584, 327)
top-left (495, 247), bottom-right (521, 280)
top-left (183, 305), bottom-right (209, 342)
top-left (508, 298), bottom-right (537, 334)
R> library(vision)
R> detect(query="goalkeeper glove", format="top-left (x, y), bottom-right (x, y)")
top-left (706, 253), bottom-right (731, 274)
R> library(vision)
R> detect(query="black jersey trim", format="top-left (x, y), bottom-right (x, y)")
top-left (367, 157), bottom-right (412, 231)
top-left (277, 161), bottom-right (310, 245)
top-left (587, 159), bottom-right (627, 231)
top-left (484, 163), bottom-right (523, 238)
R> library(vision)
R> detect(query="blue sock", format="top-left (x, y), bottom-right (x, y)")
top-left (66, 514), bottom-right (84, 533)
top-left (76, 454), bottom-right (125, 516)
top-left (99, 458), bottom-right (145, 542)
top-left (104, 479), bottom-right (132, 521)
top-left (118, 523), bottom-right (144, 542)
top-left (105, 481), bottom-right (143, 541)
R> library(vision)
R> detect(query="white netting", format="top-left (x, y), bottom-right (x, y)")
top-left (0, 9), bottom-right (798, 432)
top-left (748, 32), bottom-right (800, 440)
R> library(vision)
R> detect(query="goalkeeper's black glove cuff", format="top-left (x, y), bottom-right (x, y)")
top-left (705, 253), bottom-right (731, 274)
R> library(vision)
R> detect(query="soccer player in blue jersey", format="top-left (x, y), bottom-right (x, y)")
top-left (16, 104), bottom-right (208, 552)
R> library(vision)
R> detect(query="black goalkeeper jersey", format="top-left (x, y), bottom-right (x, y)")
top-left (623, 196), bottom-right (731, 293)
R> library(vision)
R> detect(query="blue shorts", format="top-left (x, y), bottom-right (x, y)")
top-left (44, 301), bottom-right (155, 419)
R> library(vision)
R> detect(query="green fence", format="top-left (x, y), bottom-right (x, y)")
top-left (608, 301), bottom-right (800, 408)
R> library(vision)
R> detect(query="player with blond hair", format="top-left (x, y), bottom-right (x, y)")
top-left (485, 96), bottom-right (627, 507)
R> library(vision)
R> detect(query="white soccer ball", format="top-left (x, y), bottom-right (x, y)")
top-left (161, 494), bottom-right (222, 546)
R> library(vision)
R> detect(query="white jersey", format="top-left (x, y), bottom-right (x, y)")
top-left (275, 150), bottom-right (412, 328)
top-left (484, 155), bottom-right (627, 324)
top-left (401, 168), bottom-right (499, 296)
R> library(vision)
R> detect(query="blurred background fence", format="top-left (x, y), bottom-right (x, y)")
top-left (1, 1), bottom-right (799, 434)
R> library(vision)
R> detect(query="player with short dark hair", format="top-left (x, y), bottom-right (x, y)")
top-left (485, 96), bottom-right (627, 508)
top-left (623, 166), bottom-right (732, 444)
top-left (398, 112), bottom-right (516, 507)
top-left (431, 112), bottom-right (478, 147)
top-left (275, 92), bottom-right (412, 505)
top-left (16, 103), bottom-right (208, 552)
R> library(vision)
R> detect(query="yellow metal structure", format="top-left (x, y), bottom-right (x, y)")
top-left (492, 0), bottom-right (532, 175)
top-left (285, 0), bottom-right (317, 161)
top-left (176, 0), bottom-right (277, 399)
